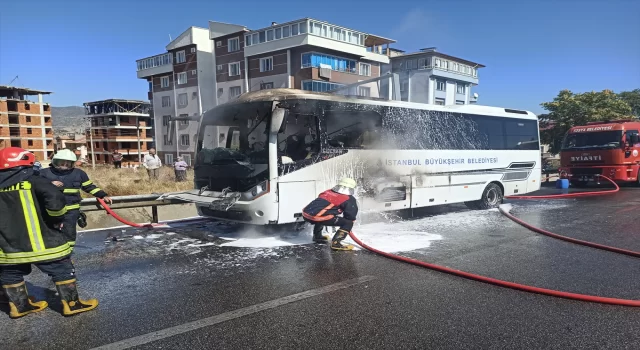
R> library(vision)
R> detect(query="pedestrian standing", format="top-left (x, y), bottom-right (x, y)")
top-left (174, 156), bottom-right (188, 182)
top-left (143, 148), bottom-right (162, 180)
top-left (112, 150), bottom-right (123, 169)
top-left (0, 147), bottom-right (98, 318)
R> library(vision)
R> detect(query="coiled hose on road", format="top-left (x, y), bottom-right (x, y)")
top-left (98, 176), bottom-right (640, 306)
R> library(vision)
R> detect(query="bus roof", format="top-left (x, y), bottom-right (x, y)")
top-left (223, 88), bottom-right (537, 120)
top-left (568, 121), bottom-right (640, 133)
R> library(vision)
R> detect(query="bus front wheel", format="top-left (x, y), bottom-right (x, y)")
top-left (465, 183), bottom-right (504, 210)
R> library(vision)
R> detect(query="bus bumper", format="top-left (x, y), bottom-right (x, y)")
top-left (559, 165), bottom-right (639, 183)
top-left (195, 191), bottom-right (279, 225)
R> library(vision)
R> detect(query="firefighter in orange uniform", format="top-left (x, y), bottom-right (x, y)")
top-left (302, 178), bottom-right (358, 251)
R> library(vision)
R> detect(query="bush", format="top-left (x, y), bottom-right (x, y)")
top-left (80, 166), bottom-right (194, 197)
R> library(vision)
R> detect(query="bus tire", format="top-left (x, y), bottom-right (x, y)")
top-left (465, 183), bottom-right (503, 210)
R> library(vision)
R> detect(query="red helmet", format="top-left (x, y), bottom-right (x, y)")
top-left (0, 147), bottom-right (36, 170)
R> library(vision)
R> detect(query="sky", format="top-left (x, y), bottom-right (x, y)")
top-left (0, 0), bottom-right (638, 114)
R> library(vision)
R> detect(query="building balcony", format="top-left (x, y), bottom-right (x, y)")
top-left (243, 18), bottom-right (394, 64)
top-left (136, 53), bottom-right (173, 79)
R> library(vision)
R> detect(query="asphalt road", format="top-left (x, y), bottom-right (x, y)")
top-left (1, 185), bottom-right (639, 350)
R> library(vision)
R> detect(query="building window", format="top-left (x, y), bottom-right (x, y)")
top-left (436, 80), bottom-right (446, 91)
top-left (228, 38), bottom-right (240, 52)
top-left (302, 80), bottom-right (345, 92)
top-left (229, 62), bottom-right (241, 77)
top-left (191, 47), bottom-right (196, 53)
top-left (455, 100), bottom-right (465, 105)
top-left (260, 57), bottom-right (273, 72)
top-left (120, 116), bottom-right (130, 123)
top-left (27, 128), bottom-right (32, 134)
top-left (163, 135), bottom-right (172, 145)
top-left (216, 41), bottom-right (221, 47)
top-left (161, 96), bottom-right (171, 107)
top-left (176, 50), bottom-right (186, 64)
top-left (161, 76), bottom-right (170, 88)
top-left (165, 154), bottom-right (174, 164)
top-left (275, 28), bottom-right (282, 39)
top-left (178, 93), bottom-right (188, 107)
top-left (177, 72), bottom-right (187, 85)
top-left (359, 63), bottom-right (371, 76)
top-left (192, 91), bottom-right (198, 100)
top-left (266, 30), bottom-right (274, 41)
top-left (217, 65), bottom-right (223, 72)
top-left (182, 154), bottom-right (192, 166)
top-left (292, 23), bottom-right (299, 35)
top-left (301, 52), bottom-right (357, 74)
top-left (28, 140), bottom-right (33, 146)
top-left (229, 86), bottom-right (242, 98)
top-left (191, 70), bottom-right (197, 76)
top-left (162, 115), bottom-right (171, 126)
top-left (260, 82), bottom-right (274, 90)
top-left (457, 84), bottom-right (465, 94)
top-left (283, 26), bottom-right (290, 37)
top-left (259, 31), bottom-right (266, 43)
top-left (179, 120), bottom-right (189, 126)
top-left (358, 87), bottom-right (371, 97)
top-left (180, 134), bottom-right (190, 146)
top-left (26, 116), bottom-right (31, 123)
top-left (435, 98), bottom-right (445, 105)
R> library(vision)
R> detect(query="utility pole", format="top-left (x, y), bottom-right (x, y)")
top-left (136, 115), bottom-right (142, 163)
top-left (89, 125), bottom-right (95, 169)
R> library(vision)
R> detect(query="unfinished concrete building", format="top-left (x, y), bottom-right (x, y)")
top-left (84, 99), bottom-right (153, 167)
top-left (0, 85), bottom-right (54, 160)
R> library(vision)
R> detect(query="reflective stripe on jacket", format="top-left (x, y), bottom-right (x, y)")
top-left (302, 189), bottom-right (358, 222)
top-left (38, 167), bottom-right (108, 211)
top-left (0, 176), bottom-right (71, 265)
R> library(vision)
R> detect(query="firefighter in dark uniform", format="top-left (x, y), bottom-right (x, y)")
top-left (302, 178), bottom-right (358, 251)
top-left (38, 149), bottom-right (112, 247)
top-left (0, 147), bottom-right (98, 318)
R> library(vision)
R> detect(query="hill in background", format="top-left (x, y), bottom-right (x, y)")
top-left (51, 106), bottom-right (89, 135)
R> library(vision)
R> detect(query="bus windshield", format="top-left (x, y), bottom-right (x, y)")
top-left (194, 102), bottom-right (272, 192)
top-left (562, 131), bottom-right (623, 150)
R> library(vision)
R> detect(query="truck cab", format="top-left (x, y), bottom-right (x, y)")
top-left (559, 120), bottom-right (640, 186)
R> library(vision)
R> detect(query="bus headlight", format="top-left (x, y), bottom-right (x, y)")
top-left (251, 181), bottom-right (269, 198)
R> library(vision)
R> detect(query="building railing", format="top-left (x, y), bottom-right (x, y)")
top-left (136, 53), bottom-right (173, 72)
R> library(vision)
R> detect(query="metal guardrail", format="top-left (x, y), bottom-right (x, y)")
top-left (80, 193), bottom-right (188, 223)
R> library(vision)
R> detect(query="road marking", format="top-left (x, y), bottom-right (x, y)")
top-left (90, 275), bottom-right (376, 350)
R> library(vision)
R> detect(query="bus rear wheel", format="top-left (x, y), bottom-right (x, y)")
top-left (465, 183), bottom-right (503, 210)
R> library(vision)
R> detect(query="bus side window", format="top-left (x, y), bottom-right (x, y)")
top-left (324, 111), bottom-right (383, 149)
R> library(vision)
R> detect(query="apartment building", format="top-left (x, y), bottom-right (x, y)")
top-left (136, 26), bottom-right (226, 165)
top-left (0, 85), bottom-right (54, 161)
top-left (84, 99), bottom-right (152, 167)
top-left (214, 18), bottom-right (395, 104)
top-left (382, 47), bottom-right (485, 105)
top-left (136, 20), bottom-right (395, 164)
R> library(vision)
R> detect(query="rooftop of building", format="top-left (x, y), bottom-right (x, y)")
top-left (389, 47), bottom-right (486, 68)
top-left (83, 99), bottom-right (150, 106)
top-left (0, 85), bottom-right (52, 98)
top-left (247, 17), bottom-right (396, 46)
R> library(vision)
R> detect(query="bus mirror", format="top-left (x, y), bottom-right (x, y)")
top-left (270, 108), bottom-right (288, 134)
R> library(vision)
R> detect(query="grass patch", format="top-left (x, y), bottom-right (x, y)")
top-left (79, 166), bottom-right (194, 197)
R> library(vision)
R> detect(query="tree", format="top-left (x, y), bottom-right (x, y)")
top-left (618, 89), bottom-right (640, 118)
top-left (539, 89), bottom-right (633, 154)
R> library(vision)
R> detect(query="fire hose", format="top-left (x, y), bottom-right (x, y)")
top-left (96, 175), bottom-right (639, 306)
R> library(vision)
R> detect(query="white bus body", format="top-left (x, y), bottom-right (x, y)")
top-left (167, 89), bottom-right (541, 225)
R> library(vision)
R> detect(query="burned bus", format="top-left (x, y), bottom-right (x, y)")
top-left (166, 88), bottom-right (540, 226)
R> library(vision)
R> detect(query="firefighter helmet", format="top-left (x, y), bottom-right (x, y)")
top-left (0, 147), bottom-right (36, 170)
top-left (52, 149), bottom-right (78, 162)
top-left (338, 178), bottom-right (357, 189)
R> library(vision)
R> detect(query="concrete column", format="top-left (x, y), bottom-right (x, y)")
top-left (286, 49), bottom-right (292, 88)
top-left (244, 57), bottom-right (250, 92)
top-left (427, 78), bottom-right (435, 104)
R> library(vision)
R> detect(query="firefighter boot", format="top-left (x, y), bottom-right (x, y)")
top-left (55, 279), bottom-right (98, 316)
top-left (331, 229), bottom-right (354, 251)
top-left (312, 225), bottom-right (329, 243)
top-left (2, 281), bottom-right (48, 318)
